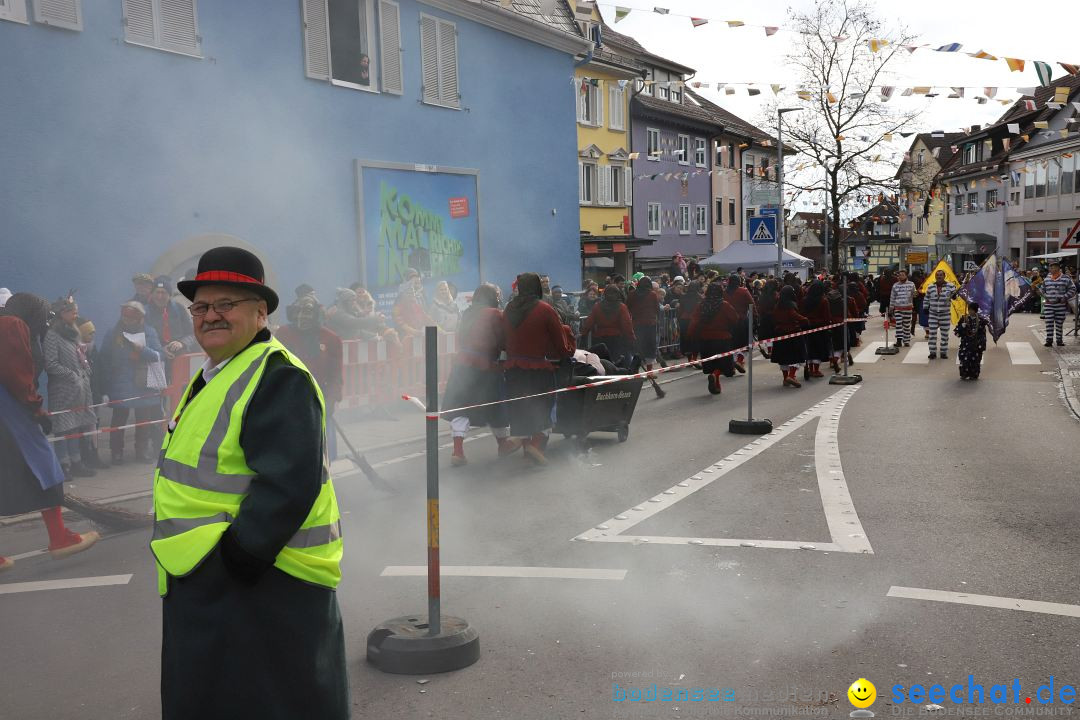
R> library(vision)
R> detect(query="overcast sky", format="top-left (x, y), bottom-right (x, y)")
top-left (599, 0), bottom-right (1080, 211)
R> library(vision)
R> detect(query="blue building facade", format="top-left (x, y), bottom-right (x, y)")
top-left (0, 0), bottom-right (588, 321)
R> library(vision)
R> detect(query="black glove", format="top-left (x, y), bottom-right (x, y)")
top-left (35, 413), bottom-right (52, 436)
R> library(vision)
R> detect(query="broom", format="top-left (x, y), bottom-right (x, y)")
top-left (62, 493), bottom-right (153, 531)
top-left (332, 416), bottom-right (396, 493)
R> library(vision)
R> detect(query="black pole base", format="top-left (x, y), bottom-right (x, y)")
top-left (874, 346), bottom-right (900, 355)
top-left (729, 418), bottom-right (773, 435)
top-left (829, 374), bottom-right (863, 385)
top-left (367, 615), bottom-right (480, 675)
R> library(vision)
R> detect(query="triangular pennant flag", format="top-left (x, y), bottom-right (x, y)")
top-left (901, 88), bottom-right (914, 96)
top-left (880, 86), bottom-right (894, 100)
top-left (1073, 102), bottom-right (1080, 112)
top-left (951, 87), bottom-right (965, 98)
top-left (969, 50), bottom-right (997, 61)
top-left (1017, 86), bottom-right (1037, 95)
top-left (1005, 58), bottom-right (1025, 72)
top-left (1034, 61), bottom-right (1054, 86)
top-left (1061, 129), bottom-right (1070, 139)
top-left (727, 20), bottom-right (744, 27)
top-left (1002, 137), bottom-right (1011, 151)
top-left (748, 87), bottom-right (761, 96)
top-left (868, 39), bottom-right (887, 53)
top-left (1034, 121), bottom-right (1049, 129)
top-left (977, 97), bottom-right (988, 105)
top-left (796, 90), bottom-right (811, 101)
top-left (1007, 123), bottom-right (1020, 133)
top-left (726, 87), bottom-right (735, 95)
top-left (826, 92), bottom-right (838, 104)
top-left (690, 17), bottom-right (708, 27)
top-left (1023, 99), bottom-right (1037, 111)
top-left (913, 86), bottom-right (931, 95)
top-left (1021, 134), bottom-right (1030, 142)
top-left (653, 7), bottom-right (669, 14)
top-left (1048, 102), bottom-right (1064, 110)
top-left (771, 84), bottom-right (782, 95)
top-left (883, 132), bottom-right (893, 141)
top-left (764, 26), bottom-right (779, 36)
top-left (1060, 63), bottom-right (1080, 76)
top-left (984, 87), bottom-right (997, 98)
top-left (904, 45), bottom-right (918, 53)
top-left (832, 35), bottom-right (847, 42)
top-left (614, 6), bottom-right (629, 22)
top-left (935, 43), bottom-right (962, 52)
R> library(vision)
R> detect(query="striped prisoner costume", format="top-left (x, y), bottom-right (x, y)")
top-left (924, 282), bottom-right (957, 356)
top-left (889, 280), bottom-right (916, 346)
top-left (1041, 274), bottom-right (1076, 345)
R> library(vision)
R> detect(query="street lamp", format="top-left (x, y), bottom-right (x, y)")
top-left (776, 107), bottom-right (801, 278)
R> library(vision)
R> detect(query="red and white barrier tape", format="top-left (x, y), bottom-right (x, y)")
top-left (403, 318), bottom-right (871, 416)
top-left (48, 392), bottom-right (165, 416)
top-left (48, 418), bottom-right (168, 442)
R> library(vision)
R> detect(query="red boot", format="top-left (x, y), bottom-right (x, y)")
top-left (42, 506), bottom-right (100, 559)
top-left (0, 556), bottom-right (13, 573)
top-left (784, 367), bottom-right (802, 388)
top-left (707, 370), bottom-right (723, 395)
top-left (810, 363), bottom-right (825, 378)
top-left (450, 436), bottom-right (466, 466)
top-left (496, 436), bottom-right (522, 458)
top-left (524, 434), bottom-right (548, 465)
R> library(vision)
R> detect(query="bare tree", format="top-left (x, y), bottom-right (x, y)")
top-left (765, 0), bottom-right (919, 273)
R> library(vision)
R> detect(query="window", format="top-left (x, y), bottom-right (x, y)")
top-left (605, 165), bottom-right (625, 206)
top-left (745, 163), bottom-right (755, 177)
top-left (33, 0), bottom-right (82, 30)
top-left (306, 0), bottom-right (402, 93)
top-left (954, 194), bottom-right (965, 215)
top-left (1035, 163), bottom-right (1047, 198)
top-left (420, 13), bottom-right (459, 108)
top-left (916, 216), bottom-right (925, 233)
top-left (671, 83), bottom-right (681, 103)
top-left (608, 85), bottom-right (625, 131)
top-left (648, 203), bottom-right (661, 235)
top-left (728, 143), bottom-right (736, 168)
top-left (656, 81), bottom-right (669, 101)
top-left (1048, 161), bottom-right (1060, 196)
top-left (1063, 156), bottom-right (1075, 195)
top-left (986, 189), bottom-right (999, 211)
top-left (647, 128), bottom-right (660, 160)
top-left (963, 144), bottom-right (975, 165)
top-left (579, 162), bottom-right (596, 205)
top-left (123, 0), bottom-right (200, 57)
top-left (715, 143), bottom-right (724, 167)
top-left (729, 199), bottom-right (736, 225)
top-left (695, 205), bottom-right (708, 234)
top-left (1024, 167), bottom-right (1035, 199)
top-left (694, 138), bottom-right (707, 168)
top-left (679, 204), bottom-right (691, 234)
top-left (916, 150), bottom-right (924, 169)
top-left (715, 198), bottom-right (724, 224)
top-left (1011, 191), bottom-right (1020, 206)
top-left (967, 192), bottom-right (978, 213)
top-left (678, 135), bottom-right (690, 165)
top-left (577, 80), bottom-right (602, 126)
top-left (0, 0), bottom-right (28, 24)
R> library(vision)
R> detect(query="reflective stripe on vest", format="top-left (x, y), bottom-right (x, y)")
top-left (151, 337), bottom-right (342, 596)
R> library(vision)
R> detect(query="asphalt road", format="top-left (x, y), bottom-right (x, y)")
top-left (2, 317), bottom-right (1078, 720)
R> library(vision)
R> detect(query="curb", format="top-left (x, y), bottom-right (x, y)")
top-left (1054, 353), bottom-right (1080, 422)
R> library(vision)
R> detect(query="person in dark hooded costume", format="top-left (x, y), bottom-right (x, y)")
top-left (581, 285), bottom-right (635, 365)
top-left (688, 282), bottom-right (739, 395)
top-left (502, 273), bottom-right (575, 466)
top-left (800, 280), bottom-right (832, 379)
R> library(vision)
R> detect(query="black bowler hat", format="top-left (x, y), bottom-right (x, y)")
top-left (177, 246), bottom-right (279, 313)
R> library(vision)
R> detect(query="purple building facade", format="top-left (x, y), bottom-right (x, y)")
top-left (630, 92), bottom-right (719, 271)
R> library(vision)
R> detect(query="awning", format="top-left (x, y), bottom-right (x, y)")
top-left (1027, 250), bottom-right (1077, 260)
top-left (699, 241), bottom-right (814, 270)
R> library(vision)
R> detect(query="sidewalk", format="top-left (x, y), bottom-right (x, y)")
top-left (0, 402), bottom-right (435, 527)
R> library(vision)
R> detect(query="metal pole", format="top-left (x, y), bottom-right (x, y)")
top-left (841, 280), bottom-right (850, 375)
top-left (424, 326), bottom-right (441, 637)
top-left (746, 306), bottom-right (754, 421)
top-left (776, 112), bottom-right (785, 279)
top-left (823, 199), bottom-right (830, 275)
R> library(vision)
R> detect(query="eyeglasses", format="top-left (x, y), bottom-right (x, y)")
top-left (188, 298), bottom-right (260, 317)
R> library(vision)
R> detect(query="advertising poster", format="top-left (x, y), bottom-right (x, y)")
top-left (357, 162), bottom-right (481, 314)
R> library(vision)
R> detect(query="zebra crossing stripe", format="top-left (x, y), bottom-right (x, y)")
top-left (901, 342), bottom-right (931, 364)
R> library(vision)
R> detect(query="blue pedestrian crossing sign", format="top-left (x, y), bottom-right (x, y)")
top-left (749, 215), bottom-right (777, 245)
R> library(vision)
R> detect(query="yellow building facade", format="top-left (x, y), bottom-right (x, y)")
top-left (573, 5), bottom-right (644, 280)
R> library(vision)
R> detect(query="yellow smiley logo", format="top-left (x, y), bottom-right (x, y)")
top-left (848, 678), bottom-right (876, 709)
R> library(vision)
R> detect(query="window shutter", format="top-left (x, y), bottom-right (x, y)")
top-left (576, 83), bottom-right (585, 123)
top-left (595, 82), bottom-right (603, 127)
top-left (302, 0), bottom-right (330, 81)
top-left (599, 165), bottom-right (610, 206)
top-left (34, 0), bottom-right (82, 30)
top-left (158, 0), bottom-right (200, 56)
top-left (420, 15), bottom-right (439, 104)
top-left (122, 0), bottom-right (155, 46)
top-left (379, 0), bottom-right (403, 94)
top-left (436, 19), bottom-right (459, 107)
top-left (624, 167), bottom-right (632, 207)
top-left (0, 0), bottom-right (29, 24)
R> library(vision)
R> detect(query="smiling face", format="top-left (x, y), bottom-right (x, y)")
top-left (192, 285), bottom-right (267, 365)
top-left (847, 679), bottom-right (876, 709)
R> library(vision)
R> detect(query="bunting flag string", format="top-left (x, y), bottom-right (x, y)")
top-left (600, 3), bottom-right (1078, 80)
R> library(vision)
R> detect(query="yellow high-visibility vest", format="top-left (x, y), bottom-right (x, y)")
top-left (150, 337), bottom-right (342, 596)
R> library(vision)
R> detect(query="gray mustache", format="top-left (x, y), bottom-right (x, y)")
top-left (202, 322), bottom-right (230, 330)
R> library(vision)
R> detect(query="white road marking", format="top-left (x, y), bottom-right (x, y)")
top-left (902, 342), bottom-right (930, 364)
top-left (576, 387), bottom-right (872, 554)
top-left (888, 586), bottom-right (1080, 618)
top-left (1006, 341), bottom-right (1041, 365)
top-left (7, 549), bottom-right (47, 561)
top-left (0, 574), bottom-right (133, 596)
top-left (853, 342), bottom-right (885, 363)
top-left (381, 566), bottom-right (626, 580)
